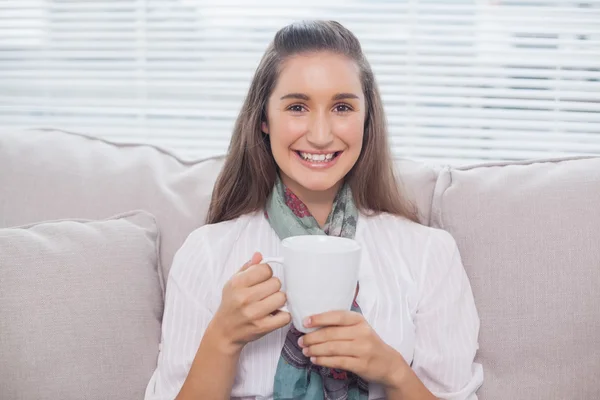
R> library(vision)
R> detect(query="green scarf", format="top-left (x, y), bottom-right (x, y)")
top-left (266, 175), bottom-right (368, 400)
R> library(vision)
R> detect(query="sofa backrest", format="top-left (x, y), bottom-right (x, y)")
top-left (1, 128), bottom-right (219, 281)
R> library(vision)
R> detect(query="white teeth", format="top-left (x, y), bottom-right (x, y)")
top-left (299, 152), bottom-right (336, 162)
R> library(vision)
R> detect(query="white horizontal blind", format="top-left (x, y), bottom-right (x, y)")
top-left (1, 0), bottom-right (599, 165)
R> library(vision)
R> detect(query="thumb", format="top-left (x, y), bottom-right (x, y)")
top-left (239, 252), bottom-right (263, 272)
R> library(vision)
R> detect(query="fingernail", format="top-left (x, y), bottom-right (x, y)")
top-left (304, 317), bottom-right (312, 327)
top-left (302, 348), bottom-right (309, 356)
top-left (310, 357), bottom-right (316, 363)
top-left (297, 337), bottom-right (304, 348)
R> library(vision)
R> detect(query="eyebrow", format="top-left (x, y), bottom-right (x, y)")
top-left (279, 92), bottom-right (360, 101)
top-left (280, 93), bottom-right (309, 101)
top-left (332, 92), bottom-right (360, 101)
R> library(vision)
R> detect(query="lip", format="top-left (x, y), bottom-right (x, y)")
top-left (292, 150), bottom-right (343, 170)
top-left (293, 150), bottom-right (342, 155)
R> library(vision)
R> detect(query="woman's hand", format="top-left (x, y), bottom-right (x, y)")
top-left (210, 252), bottom-right (291, 354)
top-left (298, 310), bottom-right (409, 388)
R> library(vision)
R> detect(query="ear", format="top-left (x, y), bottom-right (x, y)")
top-left (261, 121), bottom-right (269, 135)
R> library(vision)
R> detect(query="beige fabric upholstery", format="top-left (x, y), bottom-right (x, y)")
top-left (395, 158), bottom-right (441, 225)
top-left (0, 128), bottom-right (222, 281)
top-left (0, 211), bottom-right (163, 400)
top-left (431, 157), bottom-right (600, 399)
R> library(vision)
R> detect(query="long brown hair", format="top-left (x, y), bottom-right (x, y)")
top-left (207, 20), bottom-right (418, 224)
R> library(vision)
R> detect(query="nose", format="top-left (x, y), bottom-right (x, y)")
top-left (306, 112), bottom-right (334, 148)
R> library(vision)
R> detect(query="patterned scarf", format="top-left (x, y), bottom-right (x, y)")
top-left (265, 175), bottom-right (368, 400)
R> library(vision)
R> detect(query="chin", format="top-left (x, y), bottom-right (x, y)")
top-left (294, 175), bottom-right (343, 193)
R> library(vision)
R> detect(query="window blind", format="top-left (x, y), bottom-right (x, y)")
top-left (1, 0), bottom-right (599, 165)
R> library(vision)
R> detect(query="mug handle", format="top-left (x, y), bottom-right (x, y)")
top-left (261, 257), bottom-right (288, 313)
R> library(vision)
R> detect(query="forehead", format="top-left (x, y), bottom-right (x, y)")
top-left (273, 52), bottom-right (363, 97)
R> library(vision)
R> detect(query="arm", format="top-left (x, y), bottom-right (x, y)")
top-left (299, 311), bottom-right (436, 400)
top-left (145, 246), bottom-right (289, 400)
top-left (299, 230), bottom-right (481, 399)
top-left (144, 234), bottom-right (235, 400)
top-left (384, 359), bottom-right (437, 400)
top-left (175, 321), bottom-right (241, 400)
top-left (410, 230), bottom-right (483, 399)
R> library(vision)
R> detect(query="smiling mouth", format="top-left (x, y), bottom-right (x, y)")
top-left (294, 150), bottom-right (342, 162)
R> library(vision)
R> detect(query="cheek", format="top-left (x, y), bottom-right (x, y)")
top-left (334, 117), bottom-right (364, 148)
top-left (271, 116), bottom-right (308, 146)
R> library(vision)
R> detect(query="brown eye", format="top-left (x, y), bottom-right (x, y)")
top-left (288, 104), bottom-right (306, 112)
top-left (334, 104), bottom-right (352, 113)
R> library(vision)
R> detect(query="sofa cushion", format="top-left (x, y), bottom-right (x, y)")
top-left (0, 128), bottom-right (439, 280)
top-left (395, 158), bottom-right (440, 225)
top-left (0, 211), bottom-right (163, 400)
top-left (0, 128), bottom-right (222, 281)
top-left (430, 156), bottom-right (600, 399)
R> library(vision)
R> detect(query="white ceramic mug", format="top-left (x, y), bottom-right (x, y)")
top-left (262, 235), bottom-right (361, 333)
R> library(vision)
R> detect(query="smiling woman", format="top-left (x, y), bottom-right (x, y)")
top-left (145, 20), bottom-right (483, 400)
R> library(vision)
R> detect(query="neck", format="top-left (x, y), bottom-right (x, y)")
top-left (281, 175), bottom-right (342, 228)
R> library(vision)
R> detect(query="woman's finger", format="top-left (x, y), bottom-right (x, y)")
top-left (247, 276), bottom-right (282, 302)
top-left (300, 325), bottom-right (357, 347)
top-left (305, 310), bottom-right (363, 329)
top-left (248, 290), bottom-right (287, 318)
top-left (310, 356), bottom-right (360, 374)
top-left (238, 252), bottom-right (263, 272)
top-left (236, 263), bottom-right (273, 287)
top-left (256, 310), bottom-right (292, 333)
top-left (303, 340), bottom-right (358, 358)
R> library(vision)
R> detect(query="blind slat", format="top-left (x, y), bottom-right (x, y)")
top-left (1, 0), bottom-right (599, 164)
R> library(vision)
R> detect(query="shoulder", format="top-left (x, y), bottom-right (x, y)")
top-left (359, 212), bottom-right (458, 262)
top-left (181, 211), bottom-right (264, 251)
top-left (359, 212), bottom-right (462, 297)
top-left (360, 212), bottom-right (454, 244)
top-left (169, 211), bottom-right (267, 281)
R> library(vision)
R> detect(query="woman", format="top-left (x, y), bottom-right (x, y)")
top-left (145, 20), bottom-right (483, 400)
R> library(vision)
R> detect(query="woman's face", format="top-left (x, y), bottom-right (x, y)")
top-left (263, 51), bottom-right (366, 198)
